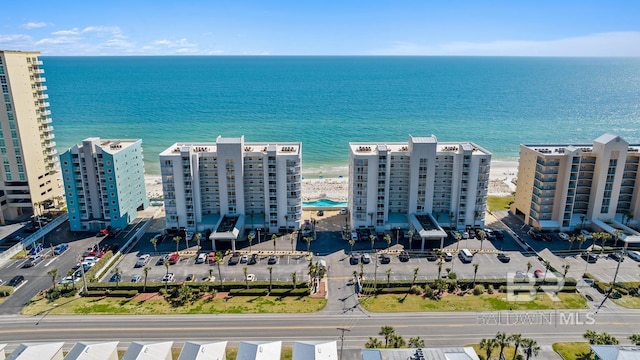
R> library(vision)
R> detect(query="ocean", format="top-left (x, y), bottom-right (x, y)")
top-left (41, 56), bottom-right (640, 177)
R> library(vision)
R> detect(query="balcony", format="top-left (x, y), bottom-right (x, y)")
top-left (40, 117), bottom-right (52, 124)
top-left (41, 110), bottom-right (51, 116)
top-left (34, 60), bottom-right (43, 65)
top-left (37, 94), bottom-right (49, 100)
top-left (35, 85), bottom-right (47, 91)
top-left (40, 133), bottom-right (55, 140)
top-left (34, 77), bottom-right (46, 83)
top-left (32, 68), bottom-right (45, 74)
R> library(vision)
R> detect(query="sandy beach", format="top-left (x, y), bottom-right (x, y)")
top-left (144, 160), bottom-right (518, 202)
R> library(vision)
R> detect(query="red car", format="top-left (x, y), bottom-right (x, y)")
top-left (168, 253), bottom-right (180, 265)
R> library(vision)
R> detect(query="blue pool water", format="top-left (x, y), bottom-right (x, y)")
top-left (302, 199), bottom-right (348, 208)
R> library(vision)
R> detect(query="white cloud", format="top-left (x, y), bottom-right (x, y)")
top-left (0, 34), bottom-right (33, 43)
top-left (372, 32), bottom-right (640, 56)
top-left (35, 36), bottom-right (80, 45)
top-left (52, 28), bottom-right (80, 36)
top-left (20, 22), bottom-right (48, 30)
top-left (82, 26), bottom-right (125, 39)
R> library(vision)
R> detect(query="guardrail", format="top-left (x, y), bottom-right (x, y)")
top-left (0, 213), bottom-right (69, 267)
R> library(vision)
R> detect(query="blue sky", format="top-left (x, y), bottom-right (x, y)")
top-left (2, 1), bottom-right (639, 56)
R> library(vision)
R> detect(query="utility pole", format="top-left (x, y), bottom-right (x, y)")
top-left (337, 327), bottom-right (350, 360)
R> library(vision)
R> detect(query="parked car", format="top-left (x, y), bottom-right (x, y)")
top-left (245, 274), bottom-right (256, 282)
top-left (185, 274), bottom-right (195, 282)
top-left (534, 269), bottom-right (544, 278)
top-left (493, 229), bottom-right (505, 240)
top-left (608, 252), bottom-right (625, 262)
top-left (461, 231), bottom-right (470, 239)
top-left (497, 252), bottom-right (511, 263)
top-left (130, 274), bottom-right (142, 283)
top-left (558, 232), bottom-right (570, 241)
top-left (267, 255), bottom-right (278, 265)
top-left (240, 254), bottom-right (249, 264)
top-left (316, 210), bottom-right (324, 216)
top-left (162, 273), bottom-right (175, 282)
top-left (248, 254), bottom-right (258, 265)
top-left (528, 229), bottom-right (542, 240)
top-left (8, 275), bottom-right (25, 287)
top-left (443, 252), bottom-right (453, 262)
top-left (580, 229), bottom-right (593, 240)
top-left (228, 252), bottom-right (240, 265)
top-left (581, 252), bottom-right (598, 263)
top-left (350, 253), bottom-right (359, 265)
top-left (361, 253), bottom-right (371, 264)
top-left (627, 250), bottom-right (640, 261)
top-left (399, 251), bottom-right (410, 262)
top-left (426, 251), bottom-right (438, 261)
top-left (135, 254), bottom-right (151, 267)
top-left (28, 243), bottom-right (43, 256)
top-left (53, 243), bottom-right (69, 255)
top-left (207, 252), bottom-right (217, 264)
top-left (168, 253), bottom-right (180, 265)
top-left (195, 253), bottom-right (207, 264)
top-left (540, 233), bottom-right (551, 242)
top-left (109, 273), bottom-right (122, 283)
top-left (156, 254), bottom-right (170, 265)
top-left (23, 254), bottom-right (44, 268)
top-left (380, 253), bottom-right (391, 264)
top-left (339, 208), bottom-right (348, 215)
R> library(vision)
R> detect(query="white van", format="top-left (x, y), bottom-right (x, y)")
top-left (458, 249), bottom-right (473, 263)
top-left (351, 231), bottom-right (358, 242)
top-left (628, 250), bottom-right (640, 261)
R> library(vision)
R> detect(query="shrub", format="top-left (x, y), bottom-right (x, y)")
top-left (84, 251), bottom-right (115, 282)
top-left (487, 285), bottom-right (494, 294)
top-left (410, 285), bottom-right (423, 295)
top-left (423, 285), bottom-right (434, 298)
top-left (377, 287), bottom-right (411, 294)
top-left (84, 289), bottom-right (138, 298)
top-left (473, 285), bottom-right (485, 295)
top-left (0, 286), bottom-right (14, 297)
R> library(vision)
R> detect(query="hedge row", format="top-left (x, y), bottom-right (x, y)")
top-left (84, 289), bottom-right (138, 298)
top-left (359, 277), bottom-right (577, 290)
top-left (0, 286), bottom-right (14, 297)
top-left (84, 251), bottom-right (115, 281)
top-left (229, 288), bottom-right (310, 296)
top-left (87, 281), bottom-right (309, 293)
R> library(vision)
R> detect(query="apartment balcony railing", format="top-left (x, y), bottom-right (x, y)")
top-left (34, 77), bottom-right (46, 83)
top-left (32, 68), bottom-right (45, 74)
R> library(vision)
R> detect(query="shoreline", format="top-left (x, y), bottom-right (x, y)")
top-left (145, 160), bottom-right (518, 201)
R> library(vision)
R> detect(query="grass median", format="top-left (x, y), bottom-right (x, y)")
top-left (552, 342), bottom-right (591, 360)
top-left (360, 292), bottom-right (587, 312)
top-left (22, 293), bottom-right (326, 315)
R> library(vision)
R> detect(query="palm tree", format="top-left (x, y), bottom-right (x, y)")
top-left (304, 236), bottom-right (313, 255)
top-left (472, 263), bottom-right (479, 287)
top-left (437, 259), bottom-right (444, 279)
top-left (384, 233), bottom-right (392, 252)
top-left (163, 259), bottom-right (170, 290)
top-left (291, 271), bottom-right (297, 289)
top-left (143, 266), bottom-right (151, 292)
top-left (455, 231), bottom-right (462, 251)
top-left (267, 266), bottom-right (273, 294)
top-left (114, 267), bottom-right (121, 287)
top-left (580, 214), bottom-right (586, 230)
top-left (613, 229), bottom-right (623, 248)
top-left (369, 234), bottom-right (376, 250)
top-left (495, 332), bottom-right (510, 360)
top-left (509, 333), bottom-right (523, 360)
top-left (599, 232), bottom-right (611, 254)
top-left (150, 237), bottom-right (158, 254)
top-left (173, 236), bottom-right (182, 254)
top-left (290, 232), bottom-right (295, 252)
top-left (364, 337), bottom-right (384, 349)
top-left (577, 234), bottom-right (587, 250)
top-left (248, 232), bottom-right (255, 252)
top-left (526, 261), bottom-right (532, 275)
top-left (411, 267), bottom-right (419, 288)
top-left (562, 264), bottom-right (570, 278)
top-left (477, 230), bottom-right (486, 250)
top-left (568, 235), bottom-right (575, 250)
top-left (408, 336), bottom-right (425, 348)
top-left (629, 334), bottom-right (640, 345)
top-left (194, 233), bottom-right (202, 253)
top-left (272, 234), bottom-right (277, 253)
top-left (543, 260), bottom-right (551, 280)
top-left (521, 338), bottom-right (540, 360)
top-left (243, 266), bottom-right (249, 289)
top-left (215, 251), bottom-right (223, 291)
top-left (349, 239), bottom-right (356, 255)
top-left (386, 268), bottom-right (392, 288)
top-left (479, 338), bottom-right (497, 360)
top-left (47, 268), bottom-right (58, 290)
top-left (407, 230), bottom-right (414, 250)
top-left (378, 325), bottom-right (396, 348)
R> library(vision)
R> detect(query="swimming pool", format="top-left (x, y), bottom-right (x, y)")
top-left (302, 198), bottom-right (348, 208)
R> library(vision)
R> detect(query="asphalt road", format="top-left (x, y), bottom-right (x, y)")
top-left (1, 308), bottom-right (639, 350)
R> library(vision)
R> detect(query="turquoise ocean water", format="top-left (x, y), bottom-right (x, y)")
top-left (42, 56), bottom-right (640, 177)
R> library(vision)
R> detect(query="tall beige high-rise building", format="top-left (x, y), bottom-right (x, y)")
top-left (0, 50), bottom-right (62, 223)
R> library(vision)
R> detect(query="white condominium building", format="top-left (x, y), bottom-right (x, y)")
top-left (0, 51), bottom-right (62, 223)
top-left (348, 135), bottom-right (491, 238)
top-left (513, 134), bottom-right (640, 231)
top-left (159, 136), bottom-right (302, 240)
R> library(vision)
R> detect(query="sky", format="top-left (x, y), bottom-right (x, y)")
top-left (1, 1), bottom-right (640, 56)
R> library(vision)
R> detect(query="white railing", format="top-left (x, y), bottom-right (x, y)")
top-left (0, 213), bottom-right (69, 267)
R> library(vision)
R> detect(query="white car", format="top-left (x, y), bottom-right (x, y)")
top-left (130, 274), bottom-right (142, 283)
top-left (462, 231), bottom-right (470, 239)
top-left (580, 229), bottom-right (593, 240)
top-left (246, 274), bottom-right (256, 281)
top-left (558, 232), bottom-right (569, 241)
top-left (339, 208), bottom-right (348, 215)
top-left (162, 273), bottom-right (174, 282)
top-left (628, 250), bottom-right (640, 261)
top-left (135, 254), bottom-right (150, 267)
top-left (195, 253), bottom-right (207, 264)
